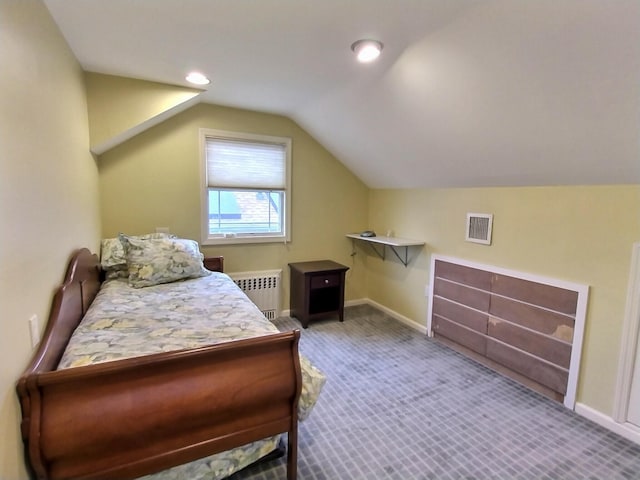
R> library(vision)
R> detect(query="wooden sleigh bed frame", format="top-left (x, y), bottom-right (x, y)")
top-left (17, 248), bottom-right (302, 480)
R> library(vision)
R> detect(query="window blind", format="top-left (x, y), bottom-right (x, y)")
top-left (206, 137), bottom-right (286, 189)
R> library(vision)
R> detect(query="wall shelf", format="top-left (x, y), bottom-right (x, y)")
top-left (346, 234), bottom-right (425, 267)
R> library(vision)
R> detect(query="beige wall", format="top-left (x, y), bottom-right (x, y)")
top-left (98, 102), bottom-right (369, 304)
top-left (0, 1), bottom-right (101, 478)
top-left (367, 186), bottom-right (640, 415)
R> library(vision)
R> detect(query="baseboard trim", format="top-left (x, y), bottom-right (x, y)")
top-left (282, 299), bottom-right (427, 335)
top-left (354, 298), bottom-right (428, 335)
top-left (575, 402), bottom-right (640, 445)
top-left (344, 298), bottom-right (368, 308)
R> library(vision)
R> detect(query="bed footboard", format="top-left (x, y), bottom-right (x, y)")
top-left (20, 330), bottom-right (302, 480)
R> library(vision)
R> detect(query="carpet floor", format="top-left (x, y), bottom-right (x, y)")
top-left (231, 304), bottom-right (640, 480)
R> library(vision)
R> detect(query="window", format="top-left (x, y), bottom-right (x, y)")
top-left (200, 129), bottom-right (291, 245)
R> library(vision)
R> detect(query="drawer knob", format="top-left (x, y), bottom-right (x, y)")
top-left (324, 279), bottom-right (329, 284)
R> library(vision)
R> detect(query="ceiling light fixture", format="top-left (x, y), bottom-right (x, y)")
top-left (185, 72), bottom-right (210, 85)
top-left (351, 39), bottom-right (383, 63)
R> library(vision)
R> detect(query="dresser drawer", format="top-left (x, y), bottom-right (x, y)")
top-left (311, 273), bottom-right (340, 289)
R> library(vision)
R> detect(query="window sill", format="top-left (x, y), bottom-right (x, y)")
top-left (202, 235), bottom-right (289, 246)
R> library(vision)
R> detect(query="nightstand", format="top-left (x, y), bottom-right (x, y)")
top-left (288, 260), bottom-right (349, 328)
top-left (203, 256), bottom-right (224, 273)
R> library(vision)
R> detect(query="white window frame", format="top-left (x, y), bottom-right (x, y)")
top-left (199, 128), bottom-right (292, 245)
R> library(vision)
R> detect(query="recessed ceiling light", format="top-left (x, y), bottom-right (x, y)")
top-left (185, 72), bottom-right (210, 85)
top-left (351, 39), bottom-right (383, 63)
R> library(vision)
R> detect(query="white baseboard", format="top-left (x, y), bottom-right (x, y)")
top-left (282, 299), bottom-right (427, 335)
top-left (353, 298), bottom-right (428, 335)
top-left (575, 402), bottom-right (640, 445)
top-left (343, 298), bottom-right (368, 308)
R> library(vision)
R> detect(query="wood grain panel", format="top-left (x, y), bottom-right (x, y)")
top-left (434, 260), bottom-right (492, 291)
top-left (429, 257), bottom-right (584, 405)
top-left (433, 316), bottom-right (487, 356)
top-left (434, 278), bottom-right (490, 312)
top-left (434, 335), bottom-right (564, 403)
top-left (203, 256), bottom-right (224, 273)
top-left (489, 295), bottom-right (574, 341)
top-left (432, 297), bottom-right (488, 334)
top-left (486, 338), bottom-right (568, 395)
top-left (487, 317), bottom-right (572, 369)
top-left (491, 274), bottom-right (578, 315)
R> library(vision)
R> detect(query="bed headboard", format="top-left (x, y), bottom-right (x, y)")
top-left (20, 248), bottom-right (101, 377)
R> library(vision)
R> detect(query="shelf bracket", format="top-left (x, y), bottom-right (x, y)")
top-left (366, 242), bottom-right (386, 261)
top-left (346, 234), bottom-right (424, 267)
top-left (349, 238), bottom-right (414, 266)
top-left (389, 246), bottom-right (410, 267)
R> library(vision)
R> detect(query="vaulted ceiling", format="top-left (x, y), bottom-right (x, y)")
top-left (44, 0), bottom-right (640, 188)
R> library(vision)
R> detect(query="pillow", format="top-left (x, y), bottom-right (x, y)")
top-left (100, 233), bottom-right (176, 274)
top-left (119, 235), bottom-right (211, 288)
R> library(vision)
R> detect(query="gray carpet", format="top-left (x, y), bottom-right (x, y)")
top-left (231, 304), bottom-right (640, 480)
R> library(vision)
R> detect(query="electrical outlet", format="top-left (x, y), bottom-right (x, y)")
top-left (29, 314), bottom-right (40, 348)
top-left (425, 284), bottom-right (430, 297)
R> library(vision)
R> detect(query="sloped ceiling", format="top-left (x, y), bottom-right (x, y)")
top-left (44, 0), bottom-right (640, 188)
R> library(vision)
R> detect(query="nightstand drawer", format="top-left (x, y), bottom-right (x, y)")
top-left (311, 273), bottom-right (340, 289)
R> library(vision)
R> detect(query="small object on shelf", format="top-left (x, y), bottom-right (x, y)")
top-left (288, 260), bottom-right (349, 328)
top-left (360, 230), bottom-right (376, 237)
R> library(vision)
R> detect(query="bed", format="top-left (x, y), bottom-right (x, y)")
top-left (17, 234), bottom-right (326, 480)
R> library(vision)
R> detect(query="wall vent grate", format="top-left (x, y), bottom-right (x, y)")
top-left (228, 269), bottom-right (281, 320)
top-left (466, 213), bottom-right (493, 245)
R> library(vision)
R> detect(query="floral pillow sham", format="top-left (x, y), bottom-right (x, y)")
top-left (100, 233), bottom-right (176, 279)
top-left (119, 234), bottom-right (211, 288)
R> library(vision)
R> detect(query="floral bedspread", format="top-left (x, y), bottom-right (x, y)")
top-left (57, 272), bottom-right (326, 480)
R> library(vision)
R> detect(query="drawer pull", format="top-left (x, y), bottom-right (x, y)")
top-left (310, 273), bottom-right (339, 289)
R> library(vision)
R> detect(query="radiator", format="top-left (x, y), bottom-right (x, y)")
top-left (228, 269), bottom-right (282, 320)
